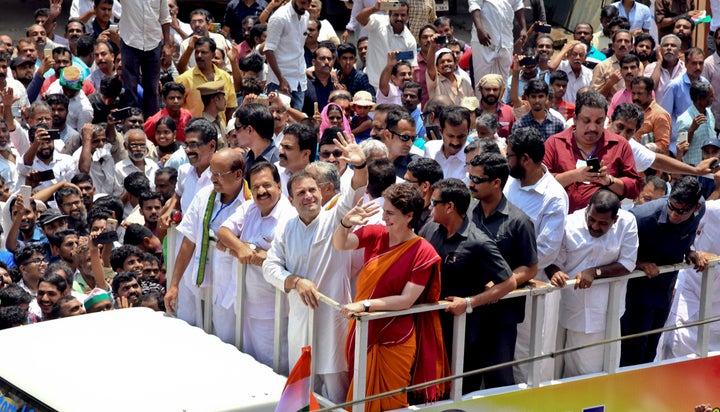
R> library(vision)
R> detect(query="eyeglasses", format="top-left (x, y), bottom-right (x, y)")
top-left (26, 258), bottom-right (47, 265)
top-left (185, 141), bottom-right (208, 149)
top-left (62, 200), bottom-right (83, 208)
top-left (468, 174), bottom-right (494, 185)
top-left (389, 130), bottom-right (416, 142)
top-left (667, 200), bottom-right (694, 215)
top-left (430, 199), bottom-right (447, 207)
top-left (210, 169), bottom-right (237, 179)
top-left (319, 150), bottom-right (343, 159)
top-left (420, 112), bottom-right (431, 122)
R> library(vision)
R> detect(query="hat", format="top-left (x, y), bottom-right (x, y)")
top-left (10, 55), bottom-right (35, 69)
top-left (59, 66), bottom-right (84, 91)
top-left (352, 90), bottom-right (375, 107)
top-left (434, 47), bottom-right (454, 66)
top-left (701, 138), bottom-right (720, 149)
top-left (477, 73), bottom-right (505, 91)
top-left (460, 96), bottom-right (480, 111)
top-left (38, 209), bottom-right (68, 227)
top-left (83, 288), bottom-right (113, 311)
top-left (197, 80), bottom-right (226, 96)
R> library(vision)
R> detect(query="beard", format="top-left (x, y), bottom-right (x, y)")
top-left (67, 209), bottom-right (88, 233)
top-left (509, 163), bottom-right (526, 180)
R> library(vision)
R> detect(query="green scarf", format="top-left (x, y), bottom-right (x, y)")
top-left (196, 191), bottom-right (217, 286)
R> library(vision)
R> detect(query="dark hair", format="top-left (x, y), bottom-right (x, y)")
top-left (600, 5), bottom-right (619, 20)
top-left (619, 53), bottom-right (640, 67)
top-left (195, 36), bottom-right (217, 53)
top-left (156, 166), bottom-right (178, 183)
top-left (46, 93), bottom-right (70, 109)
top-left (8, 195), bottom-right (37, 213)
top-left (508, 127), bottom-right (545, 163)
top-left (76, 35), bottom-right (95, 57)
top-left (247, 161), bottom-right (281, 187)
top-left (385, 108), bottom-right (415, 132)
top-left (284, 123), bottom-right (317, 161)
top-left (110, 245), bottom-right (144, 272)
top-left (431, 178), bottom-right (471, 215)
top-left (402, 81), bottom-right (423, 100)
top-left (469, 152), bottom-right (510, 187)
top-left (100, 75), bottom-right (122, 99)
top-left (611, 28), bottom-right (631, 44)
top-left (643, 175), bottom-right (668, 195)
top-left (337, 42), bottom-right (356, 57)
top-left (630, 76), bottom-right (654, 93)
top-left (634, 33), bottom-right (656, 50)
top-left (689, 81), bottom-right (713, 102)
top-left (391, 60), bottom-right (412, 76)
top-left (287, 170), bottom-right (317, 197)
top-left (123, 172), bottom-right (151, 197)
top-left (439, 105), bottom-right (470, 130)
top-left (156, 116), bottom-right (177, 134)
top-left (71, 172), bottom-right (93, 187)
top-left (248, 24), bottom-right (266, 47)
top-left (48, 295), bottom-right (79, 320)
top-left (464, 139), bottom-right (501, 155)
top-left (367, 158), bottom-right (396, 198)
top-left (48, 228), bottom-right (78, 248)
top-left (28, 123), bottom-right (49, 143)
top-left (357, 36), bottom-right (368, 45)
top-left (123, 223), bottom-right (154, 247)
top-left (185, 117), bottom-right (219, 145)
top-left (0, 284), bottom-right (33, 307)
top-left (0, 306), bottom-right (27, 329)
top-left (575, 89), bottom-right (608, 117)
top-left (66, 18), bottom-right (87, 34)
top-left (523, 79), bottom-right (549, 96)
top-left (382, 183), bottom-right (424, 228)
top-left (319, 126), bottom-right (343, 147)
top-left (239, 53), bottom-right (264, 73)
top-left (236, 103), bottom-right (274, 140)
top-left (38, 272), bottom-right (68, 294)
top-left (139, 191), bottom-right (163, 209)
top-left (549, 70), bottom-right (569, 84)
top-left (92, 196), bottom-right (124, 221)
top-left (670, 176), bottom-right (703, 206)
top-left (161, 81), bottom-right (185, 98)
top-left (611, 102), bottom-right (645, 125)
top-left (588, 189), bottom-right (620, 218)
top-left (14, 244), bottom-right (47, 268)
top-left (87, 206), bottom-right (113, 229)
top-left (54, 185), bottom-right (82, 207)
top-left (674, 14), bottom-right (695, 28)
top-left (575, 22), bottom-right (594, 33)
top-left (407, 157), bottom-right (444, 184)
top-left (111, 271), bottom-right (139, 295)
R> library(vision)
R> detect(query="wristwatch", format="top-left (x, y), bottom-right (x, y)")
top-left (595, 268), bottom-right (602, 279)
top-left (362, 299), bottom-right (371, 312)
top-left (465, 297), bottom-right (473, 314)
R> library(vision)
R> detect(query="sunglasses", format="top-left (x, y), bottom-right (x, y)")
top-left (468, 175), bottom-right (494, 185)
top-left (666, 200), bottom-right (694, 215)
top-left (319, 150), bottom-right (343, 159)
top-left (389, 130), bottom-right (416, 142)
top-left (430, 199), bottom-right (447, 207)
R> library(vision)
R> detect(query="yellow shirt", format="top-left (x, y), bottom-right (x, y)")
top-left (177, 65), bottom-right (238, 123)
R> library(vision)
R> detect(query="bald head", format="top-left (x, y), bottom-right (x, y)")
top-left (210, 148), bottom-right (246, 196)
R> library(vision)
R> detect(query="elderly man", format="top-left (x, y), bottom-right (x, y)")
top-left (263, 133), bottom-right (368, 404)
top-left (644, 34), bottom-right (685, 105)
top-left (591, 29), bottom-right (637, 100)
top-left (114, 129), bottom-right (160, 191)
top-left (550, 40), bottom-right (594, 104)
top-left (165, 148), bottom-right (249, 341)
top-left (543, 90), bottom-right (641, 212)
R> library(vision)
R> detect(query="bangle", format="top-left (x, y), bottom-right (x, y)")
top-left (293, 277), bottom-right (302, 289)
top-left (354, 160), bottom-right (367, 170)
top-left (340, 220), bottom-right (352, 229)
top-left (465, 297), bottom-right (473, 314)
top-left (603, 175), bottom-right (614, 188)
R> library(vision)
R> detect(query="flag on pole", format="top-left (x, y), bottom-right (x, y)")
top-left (275, 346), bottom-right (320, 412)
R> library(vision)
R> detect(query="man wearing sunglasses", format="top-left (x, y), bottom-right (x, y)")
top-left (621, 176), bottom-right (707, 367)
top-left (378, 109), bottom-right (419, 178)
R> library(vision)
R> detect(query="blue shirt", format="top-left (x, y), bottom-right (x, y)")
top-left (661, 74), bottom-right (709, 153)
top-left (511, 111), bottom-right (565, 141)
top-left (410, 107), bottom-right (426, 140)
top-left (611, 1), bottom-right (653, 31)
top-left (17, 226), bottom-right (48, 249)
top-left (628, 197), bottom-right (704, 308)
top-left (676, 105), bottom-right (715, 165)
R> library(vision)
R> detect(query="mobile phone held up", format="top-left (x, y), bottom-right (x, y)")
top-left (396, 50), bottom-right (414, 61)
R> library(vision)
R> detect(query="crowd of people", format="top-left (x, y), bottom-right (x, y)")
top-left (0, 0), bottom-right (719, 409)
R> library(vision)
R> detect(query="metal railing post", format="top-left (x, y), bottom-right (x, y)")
top-left (602, 281), bottom-right (622, 373)
top-left (273, 289), bottom-right (284, 373)
top-left (308, 306), bottom-right (317, 393)
top-left (352, 316), bottom-right (369, 412)
top-left (696, 265), bottom-right (714, 357)
top-left (527, 291), bottom-right (546, 387)
top-left (450, 312), bottom-right (466, 401)
top-left (234, 261), bottom-right (246, 351)
top-left (165, 225), bottom-right (177, 290)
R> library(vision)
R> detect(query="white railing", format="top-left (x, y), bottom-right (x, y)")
top-left (165, 224), bottom-right (718, 410)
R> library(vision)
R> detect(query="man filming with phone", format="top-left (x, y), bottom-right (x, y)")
top-left (543, 89), bottom-right (641, 212)
top-left (18, 124), bottom-right (76, 191)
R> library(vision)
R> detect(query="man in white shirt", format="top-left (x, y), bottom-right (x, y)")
top-left (356, 0), bottom-right (417, 91)
top-left (548, 190), bottom-right (638, 378)
top-left (424, 106), bottom-right (469, 181)
top-left (550, 41), bottom-right (593, 104)
top-left (45, 66), bottom-right (93, 132)
top-left (76, 124), bottom-right (123, 197)
top-left (218, 162), bottom-right (296, 373)
top-left (165, 148), bottom-right (249, 336)
top-left (178, 9), bottom-right (231, 72)
top-left (276, 123), bottom-right (316, 197)
top-left (263, 133), bottom-right (367, 404)
top-left (469, 0), bottom-right (526, 85)
top-left (264, 0), bottom-right (310, 110)
top-left (18, 125), bottom-right (76, 190)
top-left (114, 129), bottom-right (160, 192)
top-left (503, 126), bottom-right (569, 383)
top-left (119, 0), bottom-right (173, 117)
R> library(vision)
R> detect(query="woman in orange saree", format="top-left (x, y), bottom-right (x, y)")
top-left (332, 183), bottom-right (450, 411)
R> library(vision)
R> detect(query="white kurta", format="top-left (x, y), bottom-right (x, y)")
top-left (263, 183), bottom-right (365, 374)
top-left (423, 140), bottom-right (467, 181)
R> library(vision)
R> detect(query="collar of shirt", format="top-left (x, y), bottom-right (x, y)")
top-left (519, 166), bottom-right (553, 194)
top-left (475, 195), bottom-right (510, 221)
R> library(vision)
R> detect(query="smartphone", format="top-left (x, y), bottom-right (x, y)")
top-left (19, 185), bottom-right (31, 209)
top-left (711, 159), bottom-right (720, 171)
top-left (378, 0), bottom-right (400, 10)
top-left (46, 129), bottom-right (61, 140)
top-left (34, 169), bottom-right (55, 182)
top-left (93, 231), bottom-right (119, 245)
top-left (396, 50), bottom-right (414, 61)
top-left (109, 24), bottom-right (119, 33)
top-left (586, 157), bottom-right (600, 173)
top-left (11, 106), bottom-right (21, 118)
top-left (519, 56), bottom-right (537, 66)
top-left (426, 125), bottom-right (441, 140)
top-left (677, 131), bottom-right (689, 144)
top-left (113, 107), bottom-right (133, 121)
top-left (536, 24), bottom-right (552, 33)
top-left (106, 218), bottom-right (118, 232)
top-left (43, 48), bottom-right (52, 58)
top-left (434, 35), bottom-right (449, 45)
